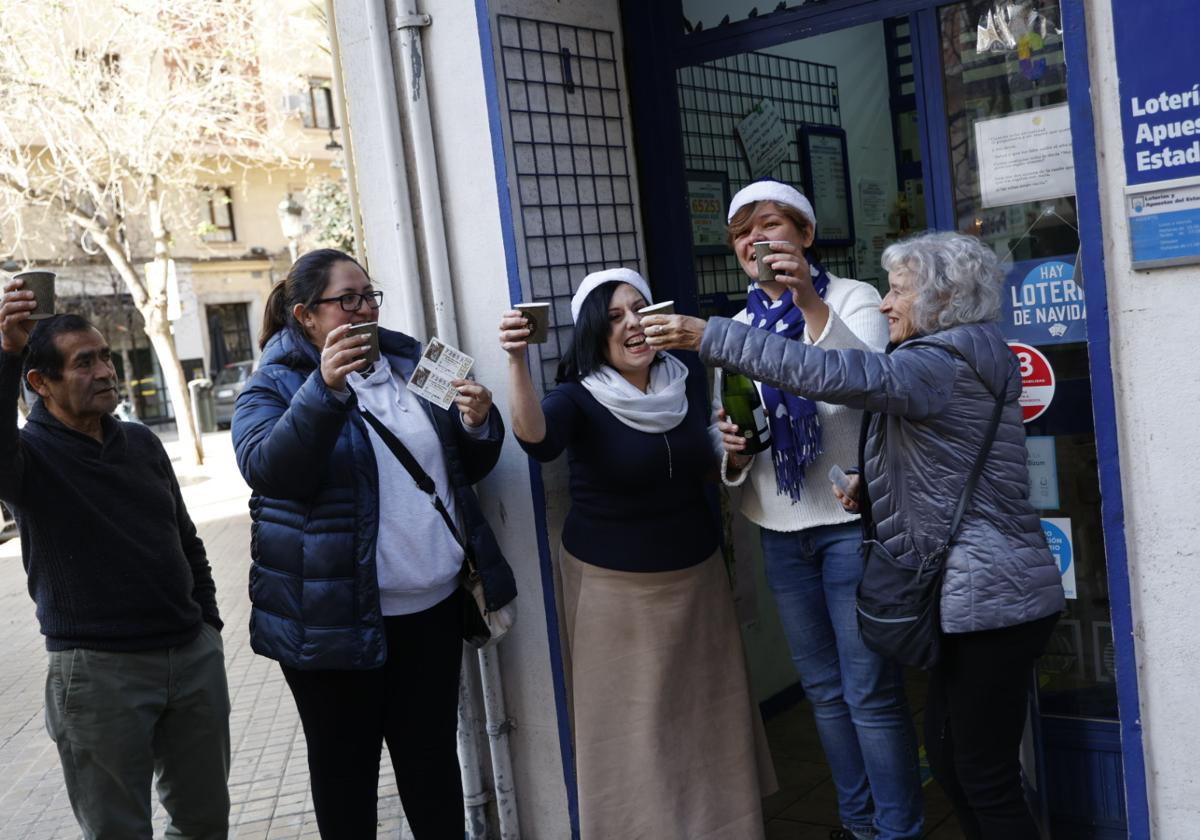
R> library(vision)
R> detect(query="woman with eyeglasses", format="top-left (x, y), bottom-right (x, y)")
top-left (232, 249), bottom-right (507, 838)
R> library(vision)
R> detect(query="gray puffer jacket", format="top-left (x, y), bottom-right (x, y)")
top-left (701, 317), bottom-right (1064, 633)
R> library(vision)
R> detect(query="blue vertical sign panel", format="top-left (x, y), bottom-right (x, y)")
top-left (1112, 0), bottom-right (1200, 186)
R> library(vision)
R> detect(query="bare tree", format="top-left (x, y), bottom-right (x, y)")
top-left (304, 177), bottom-right (355, 253)
top-left (0, 0), bottom-right (309, 464)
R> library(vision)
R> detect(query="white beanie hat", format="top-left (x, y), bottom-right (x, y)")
top-left (570, 268), bottom-right (653, 323)
top-left (727, 180), bottom-right (817, 231)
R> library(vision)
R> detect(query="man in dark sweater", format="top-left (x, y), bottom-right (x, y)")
top-left (0, 279), bottom-right (230, 839)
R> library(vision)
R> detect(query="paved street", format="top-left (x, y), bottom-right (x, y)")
top-left (0, 430), bottom-right (410, 839)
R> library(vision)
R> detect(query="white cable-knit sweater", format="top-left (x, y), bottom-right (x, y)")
top-left (710, 274), bottom-right (889, 533)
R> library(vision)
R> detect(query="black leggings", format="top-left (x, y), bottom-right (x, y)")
top-left (925, 613), bottom-right (1059, 840)
top-left (282, 590), bottom-right (465, 839)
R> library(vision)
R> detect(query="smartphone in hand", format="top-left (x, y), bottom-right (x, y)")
top-left (828, 465), bottom-right (853, 494)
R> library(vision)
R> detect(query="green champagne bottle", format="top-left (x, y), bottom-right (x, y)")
top-left (721, 371), bottom-right (772, 455)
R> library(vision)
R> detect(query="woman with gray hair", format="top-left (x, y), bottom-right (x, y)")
top-left (645, 230), bottom-right (1065, 840)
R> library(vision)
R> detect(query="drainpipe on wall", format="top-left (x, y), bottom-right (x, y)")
top-left (387, 7), bottom-right (521, 836)
top-left (345, 2), bottom-right (520, 837)
top-left (390, 5), bottom-right (460, 344)
top-left (360, 0), bottom-right (425, 339)
top-left (478, 647), bottom-right (520, 838)
top-left (458, 648), bottom-right (492, 839)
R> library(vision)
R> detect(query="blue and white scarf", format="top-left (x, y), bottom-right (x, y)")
top-left (745, 260), bottom-right (831, 502)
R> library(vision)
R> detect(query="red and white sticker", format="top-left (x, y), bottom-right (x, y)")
top-left (1008, 341), bottom-right (1055, 423)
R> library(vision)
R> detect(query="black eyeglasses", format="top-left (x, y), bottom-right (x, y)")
top-left (312, 291), bottom-right (384, 311)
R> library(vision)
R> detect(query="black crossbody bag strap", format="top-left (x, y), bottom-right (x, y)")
top-left (933, 340), bottom-right (1010, 544)
top-left (857, 359), bottom-right (1008, 550)
top-left (946, 385), bottom-right (1006, 542)
top-left (357, 406), bottom-right (470, 559)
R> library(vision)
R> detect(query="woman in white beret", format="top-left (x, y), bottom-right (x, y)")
top-left (497, 269), bottom-right (775, 839)
top-left (709, 181), bottom-right (923, 840)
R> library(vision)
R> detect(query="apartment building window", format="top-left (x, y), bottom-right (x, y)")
top-left (302, 78), bottom-right (337, 130)
top-left (206, 302), bottom-right (254, 369)
top-left (201, 187), bottom-right (236, 242)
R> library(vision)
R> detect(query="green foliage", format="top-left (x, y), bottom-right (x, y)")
top-left (304, 177), bottom-right (354, 253)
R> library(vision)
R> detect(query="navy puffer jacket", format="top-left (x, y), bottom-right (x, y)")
top-left (701, 317), bottom-right (1064, 633)
top-left (232, 325), bottom-right (508, 669)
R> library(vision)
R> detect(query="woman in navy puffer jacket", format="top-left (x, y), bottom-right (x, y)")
top-left (645, 231), bottom-right (1064, 840)
top-left (232, 249), bottom-right (506, 839)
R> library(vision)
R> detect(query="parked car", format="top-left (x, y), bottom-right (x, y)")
top-left (213, 360), bottom-right (254, 429)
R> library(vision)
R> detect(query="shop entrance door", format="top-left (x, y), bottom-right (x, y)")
top-left (926, 5), bottom-right (1123, 837)
top-left (676, 15), bottom-right (950, 836)
top-left (674, 17), bottom-right (925, 316)
top-left (623, 1), bottom-right (1132, 837)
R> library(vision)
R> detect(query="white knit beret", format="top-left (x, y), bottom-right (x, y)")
top-left (570, 268), bottom-right (653, 323)
top-left (727, 180), bottom-right (817, 230)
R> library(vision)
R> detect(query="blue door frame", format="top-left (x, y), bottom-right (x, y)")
top-left (621, 1), bottom-right (1149, 837)
top-left (1059, 2), bottom-right (1149, 836)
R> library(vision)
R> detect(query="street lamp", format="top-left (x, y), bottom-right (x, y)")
top-left (276, 196), bottom-right (304, 264)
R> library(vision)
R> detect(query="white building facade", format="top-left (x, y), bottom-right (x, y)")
top-left (331, 1), bottom-right (1199, 837)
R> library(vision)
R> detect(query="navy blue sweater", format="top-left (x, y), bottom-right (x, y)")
top-left (0, 351), bottom-right (220, 651)
top-left (520, 379), bottom-right (720, 572)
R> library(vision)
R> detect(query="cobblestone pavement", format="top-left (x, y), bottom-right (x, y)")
top-left (0, 430), bottom-right (410, 839)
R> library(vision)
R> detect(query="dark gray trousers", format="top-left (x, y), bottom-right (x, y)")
top-left (44, 624), bottom-right (231, 840)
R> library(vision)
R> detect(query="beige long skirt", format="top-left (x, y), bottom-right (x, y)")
top-left (558, 547), bottom-right (777, 840)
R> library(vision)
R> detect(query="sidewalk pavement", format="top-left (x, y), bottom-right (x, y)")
top-left (0, 430), bottom-right (412, 839)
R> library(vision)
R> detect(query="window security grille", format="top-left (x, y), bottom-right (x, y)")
top-left (498, 15), bottom-right (640, 391)
top-left (677, 51), bottom-right (854, 309)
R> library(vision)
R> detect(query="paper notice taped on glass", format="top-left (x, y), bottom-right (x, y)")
top-left (736, 100), bottom-right (789, 179)
top-left (974, 104), bottom-right (1075, 208)
top-left (859, 177), bottom-right (888, 226)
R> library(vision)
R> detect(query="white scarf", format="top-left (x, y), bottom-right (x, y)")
top-left (580, 352), bottom-right (690, 433)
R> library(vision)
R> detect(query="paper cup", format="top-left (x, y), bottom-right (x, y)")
top-left (638, 301), bottom-right (675, 317)
top-left (347, 322), bottom-right (380, 365)
top-left (515, 302), bottom-right (551, 344)
top-left (753, 241), bottom-right (788, 285)
top-left (13, 270), bottom-right (55, 320)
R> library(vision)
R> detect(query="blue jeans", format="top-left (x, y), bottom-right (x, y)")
top-left (761, 523), bottom-right (923, 840)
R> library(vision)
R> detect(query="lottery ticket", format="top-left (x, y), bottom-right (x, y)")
top-left (405, 337), bottom-right (474, 409)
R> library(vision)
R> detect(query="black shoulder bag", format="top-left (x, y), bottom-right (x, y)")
top-left (854, 377), bottom-right (1006, 669)
top-left (358, 407), bottom-right (515, 649)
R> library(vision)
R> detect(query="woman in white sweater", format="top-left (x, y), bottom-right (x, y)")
top-left (713, 181), bottom-right (923, 840)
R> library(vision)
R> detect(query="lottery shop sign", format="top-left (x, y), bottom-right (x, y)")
top-left (1002, 256), bottom-right (1085, 346)
top-left (1113, 0), bottom-right (1200, 186)
top-left (1008, 342), bottom-right (1055, 423)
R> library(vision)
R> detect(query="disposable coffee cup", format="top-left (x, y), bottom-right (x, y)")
top-left (13, 270), bottom-right (56, 320)
top-left (347, 322), bottom-right (380, 365)
top-left (515, 302), bottom-right (550, 344)
top-left (753, 241), bottom-right (787, 285)
top-left (638, 300), bottom-right (675, 317)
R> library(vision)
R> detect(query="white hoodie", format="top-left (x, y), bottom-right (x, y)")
top-left (348, 363), bottom-right (476, 615)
